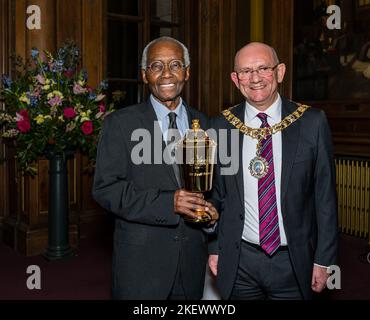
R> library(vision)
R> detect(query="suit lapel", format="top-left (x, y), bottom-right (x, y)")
top-left (281, 98), bottom-right (301, 203)
top-left (228, 103), bottom-right (246, 207)
top-left (184, 101), bottom-right (193, 128)
top-left (139, 100), bottom-right (179, 187)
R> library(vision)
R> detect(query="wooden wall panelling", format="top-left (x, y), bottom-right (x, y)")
top-left (56, 0), bottom-right (82, 47)
top-left (26, 0), bottom-right (57, 55)
top-left (0, 0), bottom-right (12, 241)
top-left (0, 0), bottom-right (95, 255)
top-left (80, 0), bottom-right (108, 238)
top-left (220, 0), bottom-right (237, 111)
top-left (309, 101), bottom-right (370, 157)
top-left (264, 0), bottom-right (294, 100)
top-left (182, 0), bottom-right (199, 109)
top-left (15, 0), bottom-right (26, 61)
top-left (2, 0), bottom-right (25, 250)
top-left (198, 0), bottom-right (211, 116)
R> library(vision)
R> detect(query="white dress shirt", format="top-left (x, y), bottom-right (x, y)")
top-left (241, 95), bottom-right (288, 246)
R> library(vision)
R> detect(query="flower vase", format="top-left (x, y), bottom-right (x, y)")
top-left (43, 148), bottom-right (75, 261)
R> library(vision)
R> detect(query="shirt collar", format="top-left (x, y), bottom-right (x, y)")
top-left (244, 94), bottom-right (282, 123)
top-left (150, 94), bottom-right (185, 121)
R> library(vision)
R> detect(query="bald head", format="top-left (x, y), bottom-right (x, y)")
top-left (230, 42), bottom-right (286, 111)
top-left (234, 42), bottom-right (279, 70)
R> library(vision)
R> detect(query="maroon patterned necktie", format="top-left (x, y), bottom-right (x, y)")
top-left (257, 113), bottom-right (281, 256)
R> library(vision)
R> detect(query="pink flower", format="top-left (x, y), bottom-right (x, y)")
top-left (81, 121), bottom-right (93, 135)
top-left (63, 107), bottom-right (77, 119)
top-left (73, 83), bottom-right (87, 95)
top-left (99, 103), bottom-right (106, 113)
top-left (35, 74), bottom-right (45, 85)
top-left (86, 85), bottom-right (93, 93)
top-left (39, 51), bottom-right (46, 62)
top-left (33, 87), bottom-right (41, 97)
top-left (48, 95), bottom-right (62, 107)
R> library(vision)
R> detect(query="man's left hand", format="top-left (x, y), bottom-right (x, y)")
top-left (205, 201), bottom-right (219, 225)
top-left (311, 265), bottom-right (329, 293)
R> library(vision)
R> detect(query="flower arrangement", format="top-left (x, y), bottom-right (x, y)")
top-left (0, 41), bottom-right (113, 175)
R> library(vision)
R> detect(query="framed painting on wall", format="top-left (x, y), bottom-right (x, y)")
top-left (293, 0), bottom-right (370, 101)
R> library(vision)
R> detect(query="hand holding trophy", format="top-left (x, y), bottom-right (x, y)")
top-left (176, 119), bottom-right (217, 223)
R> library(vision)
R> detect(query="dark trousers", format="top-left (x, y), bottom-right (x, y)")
top-left (230, 240), bottom-right (303, 300)
top-left (167, 253), bottom-right (187, 300)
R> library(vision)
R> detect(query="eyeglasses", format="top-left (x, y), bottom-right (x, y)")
top-left (235, 64), bottom-right (280, 80)
top-left (146, 60), bottom-right (186, 74)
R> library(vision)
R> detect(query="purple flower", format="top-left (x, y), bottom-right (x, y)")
top-left (73, 83), bottom-right (87, 95)
top-left (48, 95), bottom-right (63, 107)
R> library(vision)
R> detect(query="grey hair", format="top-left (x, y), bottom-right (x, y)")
top-left (141, 36), bottom-right (190, 69)
top-left (270, 46), bottom-right (280, 64)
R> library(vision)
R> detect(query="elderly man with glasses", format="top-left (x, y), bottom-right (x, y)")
top-left (93, 36), bottom-right (218, 300)
top-left (208, 42), bottom-right (338, 300)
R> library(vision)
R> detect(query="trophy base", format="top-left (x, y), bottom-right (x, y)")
top-left (184, 210), bottom-right (212, 223)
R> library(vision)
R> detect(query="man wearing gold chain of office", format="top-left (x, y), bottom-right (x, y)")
top-left (208, 42), bottom-right (338, 300)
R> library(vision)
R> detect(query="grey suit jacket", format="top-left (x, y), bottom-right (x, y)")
top-left (93, 100), bottom-right (210, 299)
top-left (209, 97), bottom-right (338, 299)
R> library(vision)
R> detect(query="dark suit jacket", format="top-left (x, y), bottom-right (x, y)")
top-left (209, 97), bottom-right (338, 299)
top-left (92, 100), bottom-right (210, 300)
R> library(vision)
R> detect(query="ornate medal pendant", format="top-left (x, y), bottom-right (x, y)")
top-left (249, 156), bottom-right (269, 179)
top-left (249, 139), bottom-right (269, 179)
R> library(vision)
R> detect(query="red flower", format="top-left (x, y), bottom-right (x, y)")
top-left (99, 103), bottom-right (106, 113)
top-left (16, 109), bottom-right (30, 133)
top-left (86, 85), bottom-right (93, 93)
top-left (64, 69), bottom-right (75, 78)
top-left (17, 119), bottom-right (30, 133)
top-left (63, 107), bottom-right (77, 119)
top-left (19, 109), bottom-right (29, 119)
top-left (81, 121), bottom-right (93, 135)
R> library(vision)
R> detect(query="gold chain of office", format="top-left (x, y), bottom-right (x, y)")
top-left (222, 103), bottom-right (310, 141)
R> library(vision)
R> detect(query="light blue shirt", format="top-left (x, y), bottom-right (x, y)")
top-left (150, 94), bottom-right (189, 141)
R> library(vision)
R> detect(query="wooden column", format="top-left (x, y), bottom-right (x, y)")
top-left (196, 0), bottom-right (237, 116)
top-left (250, 0), bottom-right (264, 42)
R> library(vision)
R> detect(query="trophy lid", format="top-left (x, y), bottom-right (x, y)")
top-left (175, 118), bottom-right (217, 166)
top-left (181, 119), bottom-right (216, 145)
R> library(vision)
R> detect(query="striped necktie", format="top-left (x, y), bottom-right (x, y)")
top-left (257, 113), bottom-right (281, 256)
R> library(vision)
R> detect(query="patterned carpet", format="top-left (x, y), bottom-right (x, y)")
top-left (0, 233), bottom-right (369, 300)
